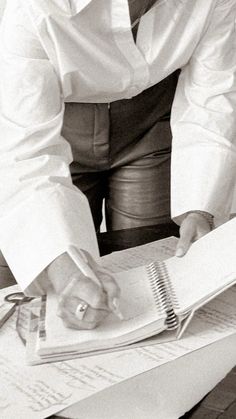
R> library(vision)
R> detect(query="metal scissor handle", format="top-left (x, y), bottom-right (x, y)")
top-left (0, 292), bottom-right (34, 329)
top-left (4, 292), bottom-right (33, 304)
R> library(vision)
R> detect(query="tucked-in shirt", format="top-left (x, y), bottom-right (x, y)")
top-left (0, 0), bottom-right (236, 294)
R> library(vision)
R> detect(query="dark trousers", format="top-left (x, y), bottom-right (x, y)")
top-left (62, 71), bottom-right (180, 231)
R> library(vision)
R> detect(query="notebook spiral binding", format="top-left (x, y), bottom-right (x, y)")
top-left (147, 261), bottom-right (180, 330)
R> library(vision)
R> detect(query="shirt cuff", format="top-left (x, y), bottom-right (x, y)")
top-left (171, 144), bottom-right (236, 223)
top-left (0, 184), bottom-right (99, 295)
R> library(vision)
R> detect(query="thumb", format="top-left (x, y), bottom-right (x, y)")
top-left (176, 218), bottom-right (195, 257)
top-left (80, 249), bottom-right (121, 312)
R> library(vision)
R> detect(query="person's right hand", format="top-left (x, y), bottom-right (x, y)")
top-left (47, 251), bottom-right (121, 330)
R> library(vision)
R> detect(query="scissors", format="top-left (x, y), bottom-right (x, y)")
top-left (0, 292), bottom-right (34, 329)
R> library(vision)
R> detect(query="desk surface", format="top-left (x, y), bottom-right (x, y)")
top-left (2, 222), bottom-right (235, 419)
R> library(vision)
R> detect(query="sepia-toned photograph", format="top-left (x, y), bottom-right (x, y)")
top-left (0, 1), bottom-right (236, 418)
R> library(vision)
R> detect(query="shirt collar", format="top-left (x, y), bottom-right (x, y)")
top-left (71, 0), bottom-right (93, 14)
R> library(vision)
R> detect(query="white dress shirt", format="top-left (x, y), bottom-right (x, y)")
top-left (0, 0), bottom-right (236, 293)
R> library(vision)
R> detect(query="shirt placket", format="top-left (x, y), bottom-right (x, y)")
top-left (111, 0), bottom-right (150, 98)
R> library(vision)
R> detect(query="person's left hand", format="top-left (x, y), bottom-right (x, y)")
top-left (175, 211), bottom-right (213, 257)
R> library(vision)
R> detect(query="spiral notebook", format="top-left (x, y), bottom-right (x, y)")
top-left (36, 218), bottom-right (236, 360)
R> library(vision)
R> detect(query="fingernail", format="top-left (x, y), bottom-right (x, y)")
top-left (112, 297), bottom-right (119, 309)
top-left (176, 247), bottom-right (184, 257)
top-left (112, 298), bottom-right (124, 320)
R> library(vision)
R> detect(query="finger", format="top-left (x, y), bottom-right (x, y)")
top-left (176, 218), bottom-right (195, 257)
top-left (98, 271), bottom-right (121, 312)
top-left (194, 220), bottom-right (211, 240)
top-left (80, 249), bottom-right (121, 311)
top-left (58, 295), bottom-right (109, 324)
top-left (59, 307), bottom-right (108, 329)
top-left (59, 310), bottom-right (98, 330)
top-left (59, 274), bottom-right (109, 311)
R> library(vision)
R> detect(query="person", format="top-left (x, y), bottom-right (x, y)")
top-left (0, 0), bottom-right (235, 329)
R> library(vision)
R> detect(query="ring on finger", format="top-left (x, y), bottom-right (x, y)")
top-left (75, 301), bottom-right (89, 321)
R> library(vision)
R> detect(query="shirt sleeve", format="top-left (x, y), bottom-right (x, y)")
top-left (0, 0), bottom-right (99, 294)
top-left (171, 0), bottom-right (236, 224)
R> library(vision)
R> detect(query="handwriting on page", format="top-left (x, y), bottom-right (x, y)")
top-left (190, 286), bottom-right (236, 336)
top-left (0, 355), bottom-right (72, 412)
top-left (101, 236), bottom-right (178, 272)
top-left (50, 363), bottom-right (124, 391)
top-left (2, 286), bottom-right (236, 419)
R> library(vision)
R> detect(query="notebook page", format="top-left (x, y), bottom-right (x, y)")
top-left (165, 218), bottom-right (236, 314)
top-left (101, 236), bottom-right (178, 273)
top-left (38, 265), bottom-right (166, 354)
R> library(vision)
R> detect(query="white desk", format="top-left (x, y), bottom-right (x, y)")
top-left (58, 333), bottom-right (236, 419)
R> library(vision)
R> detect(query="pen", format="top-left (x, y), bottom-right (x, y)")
top-left (68, 246), bottom-right (124, 320)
